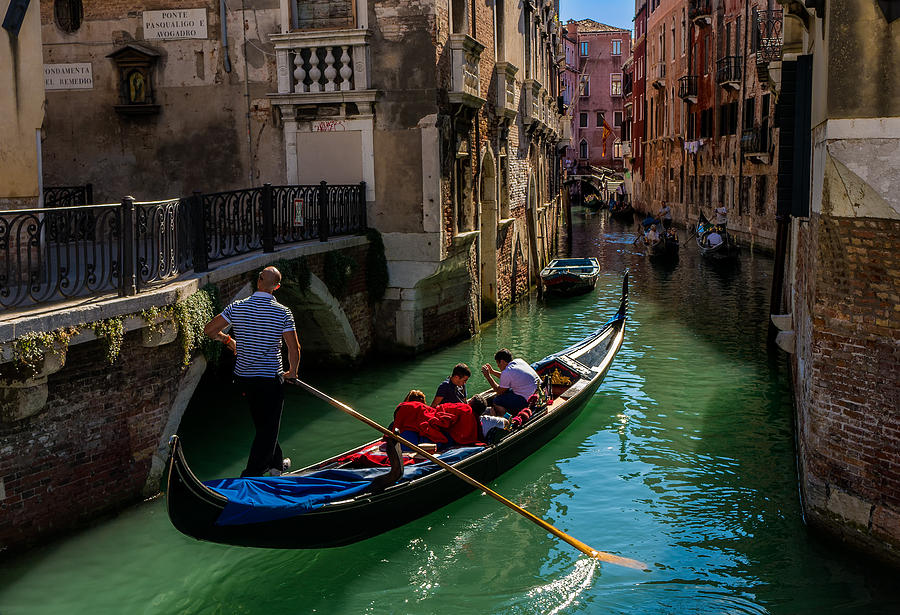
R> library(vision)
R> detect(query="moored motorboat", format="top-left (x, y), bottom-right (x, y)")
top-left (539, 257), bottom-right (601, 296)
top-left (165, 274), bottom-right (629, 549)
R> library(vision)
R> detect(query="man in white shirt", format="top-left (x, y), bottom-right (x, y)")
top-left (481, 348), bottom-right (540, 414)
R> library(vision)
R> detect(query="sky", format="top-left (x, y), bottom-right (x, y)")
top-left (560, 0), bottom-right (634, 32)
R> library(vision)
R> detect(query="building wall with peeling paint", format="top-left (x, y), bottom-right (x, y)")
top-left (1, 0), bottom-right (45, 209)
top-left (37, 0), bottom-right (285, 203)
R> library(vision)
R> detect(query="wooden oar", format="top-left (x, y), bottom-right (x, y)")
top-left (287, 378), bottom-right (648, 571)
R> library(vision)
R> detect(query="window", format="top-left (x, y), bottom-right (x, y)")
top-left (54, 0), bottom-right (83, 33)
top-left (614, 111), bottom-right (623, 127)
top-left (756, 175), bottom-right (768, 214)
top-left (613, 140), bottom-right (622, 158)
top-left (611, 73), bottom-right (622, 96)
top-left (597, 112), bottom-right (605, 127)
top-left (579, 139), bottom-right (589, 159)
top-left (451, 0), bottom-right (467, 34)
top-left (580, 41), bottom-right (589, 56)
top-left (579, 112), bottom-right (588, 128)
top-left (581, 76), bottom-right (590, 96)
top-left (612, 40), bottom-right (621, 55)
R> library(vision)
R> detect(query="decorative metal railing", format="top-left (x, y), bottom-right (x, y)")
top-left (0, 204), bottom-right (122, 308)
top-left (756, 9), bottom-right (783, 64)
top-left (741, 125), bottom-right (770, 154)
top-left (678, 75), bottom-right (698, 100)
top-left (0, 182), bottom-right (367, 309)
top-left (689, 0), bottom-right (712, 23)
top-left (44, 184), bottom-right (93, 208)
top-left (716, 56), bottom-right (742, 85)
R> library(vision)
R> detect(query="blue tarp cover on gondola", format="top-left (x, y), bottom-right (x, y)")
top-left (204, 447), bottom-right (483, 526)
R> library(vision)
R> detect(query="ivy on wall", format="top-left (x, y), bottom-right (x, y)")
top-left (365, 228), bottom-right (389, 302)
top-left (1, 285), bottom-right (223, 381)
top-left (323, 250), bottom-right (356, 299)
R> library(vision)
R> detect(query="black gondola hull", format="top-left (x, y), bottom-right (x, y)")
top-left (166, 278), bottom-right (628, 550)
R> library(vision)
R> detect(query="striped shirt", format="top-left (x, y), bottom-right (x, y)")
top-left (222, 291), bottom-right (296, 378)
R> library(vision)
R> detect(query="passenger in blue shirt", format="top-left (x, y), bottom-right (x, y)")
top-left (431, 363), bottom-right (470, 407)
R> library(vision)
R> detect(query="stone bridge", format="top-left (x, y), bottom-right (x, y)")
top-left (0, 235), bottom-right (377, 554)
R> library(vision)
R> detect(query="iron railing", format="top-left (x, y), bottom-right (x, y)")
top-left (678, 75), bottom-right (698, 100)
top-left (756, 9), bottom-right (783, 64)
top-left (44, 184), bottom-right (93, 208)
top-left (689, 0), bottom-right (712, 23)
top-left (741, 125), bottom-right (770, 155)
top-left (0, 182), bottom-right (367, 309)
top-left (716, 56), bottom-right (742, 85)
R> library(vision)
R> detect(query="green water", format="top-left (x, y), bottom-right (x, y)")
top-left (2, 212), bottom-right (898, 614)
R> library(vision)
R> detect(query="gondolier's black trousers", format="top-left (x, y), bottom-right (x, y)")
top-left (236, 375), bottom-right (285, 477)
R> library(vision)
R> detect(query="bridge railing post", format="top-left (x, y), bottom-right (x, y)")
top-left (120, 196), bottom-right (137, 297)
top-left (191, 191), bottom-right (209, 273)
top-left (262, 182), bottom-right (275, 253)
top-left (318, 180), bottom-right (329, 242)
top-left (359, 181), bottom-right (367, 230)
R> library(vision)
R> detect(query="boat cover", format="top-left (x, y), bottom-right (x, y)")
top-left (204, 446), bottom-right (484, 525)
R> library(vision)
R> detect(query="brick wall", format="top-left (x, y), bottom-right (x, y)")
top-left (296, 0), bottom-right (355, 30)
top-left (0, 330), bottom-right (188, 554)
top-left (794, 213), bottom-right (900, 563)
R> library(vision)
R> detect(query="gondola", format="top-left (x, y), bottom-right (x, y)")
top-left (609, 201), bottom-right (634, 221)
top-left (696, 212), bottom-right (737, 260)
top-left (539, 257), bottom-right (601, 295)
top-left (581, 181), bottom-right (603, 210)
top-left (165, 273), bottom-right (629, 549)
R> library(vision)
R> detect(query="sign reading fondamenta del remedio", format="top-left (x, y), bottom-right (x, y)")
top-left (143, 9), bottom-right (208, 40)
top-left (44, 63), bottom-right (93, 90)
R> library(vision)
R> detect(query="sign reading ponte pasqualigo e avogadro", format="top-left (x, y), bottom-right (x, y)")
top-left (143, 9), bottom-right (208, 40)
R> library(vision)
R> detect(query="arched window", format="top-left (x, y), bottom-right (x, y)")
top-left (55, 0), bottom-right (83, 33)
top-left (579, 139), bottom-right (588, 160)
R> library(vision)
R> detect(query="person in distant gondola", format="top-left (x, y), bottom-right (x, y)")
top-left (658, 203), bottom-right (673, 229)
top-left (431, 363), bottom-right (470, 407)
top-left (481, 348), bottom-right (540, 415)
top-left (714, 205), bottom-right (728, 227)
top-left (204, 266), bottom-right (301, 478)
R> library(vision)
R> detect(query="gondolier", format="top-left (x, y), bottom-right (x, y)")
top-left (203, 266), bottom-right (301, 477)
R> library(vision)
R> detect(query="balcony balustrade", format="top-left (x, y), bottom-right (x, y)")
top-left (756, 9), bottom-right (784, 65)
top-left (272, 29), bottom-right (372, 100)
top-left (741, 125), bottom-right (771, 164)
top-left (652, 62), bottom-right (666, 89)
top-left (523, 79), bottom-right (544, 127)
top-left (494, 62), bottom-right (519, 120)
top-left (716, 56), bottom-right (742, 89)
top-left (449, 34), bottom-right (486, 109)
top-left (689, 0), bottom-right (712, 26)
top-left (678, 75), bottom-right (698, 103)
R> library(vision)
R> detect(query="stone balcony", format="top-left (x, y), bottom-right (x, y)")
top-left (494, 62), bottom-right (519, 120)
top-left (270, 28), bottom-right (375, 106)
top-left (523, 78), bottom-right (543, 127)
top-left (449, 34), bottom-right (486, 109)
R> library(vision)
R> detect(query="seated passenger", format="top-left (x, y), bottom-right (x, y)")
top-left (468, 394), bottom-right (509, 441)
top-left (481, 348), bottom-right (540, 416)
top-left (431, 363), bottom-right (470, 407)
top-left (392, 391), bottom-right (443, 450)
top-left (645, 224), bottom-right (660, 245)
top-left (706, 231), bottom-right (723, 247)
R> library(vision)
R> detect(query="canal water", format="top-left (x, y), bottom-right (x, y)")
top-left (2, 211), bottom-right (898, 614)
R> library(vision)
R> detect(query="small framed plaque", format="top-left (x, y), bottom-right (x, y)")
top-left (293, 198), bottom-right (304, 226)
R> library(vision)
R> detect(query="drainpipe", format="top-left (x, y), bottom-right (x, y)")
top-left (220, 0), bottom-right (232, 73)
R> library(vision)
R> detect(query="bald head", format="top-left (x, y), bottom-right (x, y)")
top-left (257, 266), bottom-right (282, 293)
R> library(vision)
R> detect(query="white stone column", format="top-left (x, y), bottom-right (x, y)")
top-left (282, 106), bottom-right (299, 184)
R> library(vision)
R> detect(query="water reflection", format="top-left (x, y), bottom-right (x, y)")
top-left (1, 209), bottom-right (899, 614)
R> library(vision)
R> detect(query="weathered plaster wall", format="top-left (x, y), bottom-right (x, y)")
top-left (39, 0), bottom-right (284, 202)
top-left (1, 0), bottom-right (44, 208)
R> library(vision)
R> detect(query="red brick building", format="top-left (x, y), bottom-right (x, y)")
top-left (624, 1), bottom-right (649, 207)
